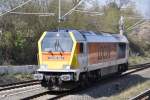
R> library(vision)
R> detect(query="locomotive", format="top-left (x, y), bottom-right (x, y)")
top-left (34, 29), bottom-right (129, 90)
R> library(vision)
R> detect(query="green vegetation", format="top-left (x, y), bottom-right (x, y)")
top-left (128, 21), bottom-right (150, 63)
top-left (0, 0), bottom-right (141, 65)
top-left (129, 56), bottom-right (150, 65)
top-left (0, 73), bottom-right (33, 85)
top-left (0, 73), bottom-right (33, 80)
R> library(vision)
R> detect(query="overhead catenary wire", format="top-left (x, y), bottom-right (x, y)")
top-left (9, 12), bottom-right (55, 16)
top-left (0, 0), bottom-right (32, 17)
top-left (126, 17), bottom-right (150, 20)
top-left (0, 0), bottom-right (104, 19)
top-left (74, 9), bottom-right (104, 16)
top-left (74, 9), bottom-right (103, 14)
top-left (120, 16), bottom-right (150, 32)
top-left (126, 19), bottom-right (145, 31)
top-left (61, 0), bottom-right (85, 19)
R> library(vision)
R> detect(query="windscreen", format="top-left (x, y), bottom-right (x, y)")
top-left (42, 32), bottom-right (73, 52)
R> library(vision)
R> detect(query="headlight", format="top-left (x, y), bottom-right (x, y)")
top-left (60, 74), bottom-right (73, 81)
top-left (40, 64), bottom-right (48, 70)
top-left (63, 65), bottom-right (70, 70)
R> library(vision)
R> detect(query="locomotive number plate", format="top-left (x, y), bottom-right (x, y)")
top-left (48, 56), bottom-right (64, 60)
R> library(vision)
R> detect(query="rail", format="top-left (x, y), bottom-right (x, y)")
top-left (0, 80), bottom-right (40, 91)
top-left (129, 63), bottom-right (150, 70)
top-left (130, 89), bottom-right (150, 100)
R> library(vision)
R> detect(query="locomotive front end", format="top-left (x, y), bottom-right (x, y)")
top-left (34, 31), bottom-right (80, 90)
top-left (39, 31), bottom-right (73, 71)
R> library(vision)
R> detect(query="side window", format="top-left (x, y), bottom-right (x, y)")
top-left (118, 43), bottom-right (126, 58)
top-left (79, 43), bottom-right (84, 53)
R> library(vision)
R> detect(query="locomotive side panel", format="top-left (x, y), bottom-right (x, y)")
top-left (86, 42), bottom-right (128, 76)
top-left (88, 42), bottom-right (118, 65)
top-left (88, 43), bottom-right (99, 64)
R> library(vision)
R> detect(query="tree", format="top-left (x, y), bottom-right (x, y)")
top-left (0, 0), bottom-right (140, 65)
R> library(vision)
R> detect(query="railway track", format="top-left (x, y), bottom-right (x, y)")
top-left (129, 62), bottom-right (150, 70)
top-left (21, 91), bottom-right (71, 100)
top-left (19, 63), bottom-right (150, 100)
top-left (130, 89), bottom-right (150, 100)
top-left (0, 85), bottom-right (45, 100)
top-left (0, 63), bottom-right (149, 100)
top-left (0, 80), bottom-right (40, 91)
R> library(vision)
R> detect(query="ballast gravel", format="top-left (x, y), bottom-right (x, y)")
top-left (60, 67), bottom-right (150, 100)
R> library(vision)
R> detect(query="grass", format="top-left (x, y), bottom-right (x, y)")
top-left (129, 56), bottom-right (150, 65)
top-left (13, 73), bottom-right (33, 81)
top-left (0, 73), bottom-right (33, 85)
top-left (1, 73), bottom-right (34, 80)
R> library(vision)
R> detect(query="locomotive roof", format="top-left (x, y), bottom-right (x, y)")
top-left (70, 30), bottom-right (128, 43)
top-left (48, 29), bottom-right (128, 43)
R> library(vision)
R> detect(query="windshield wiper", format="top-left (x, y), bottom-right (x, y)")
top-left (48, 50), bottom-right (53, 55)
top-left (47, 50), bottom-right (54, 55)
top-left (57, 40), bottom-right (64, 56)
top-left (54, 39), bottom-right (58, 51)
top-left (54, 39), bottom-right (64, 55)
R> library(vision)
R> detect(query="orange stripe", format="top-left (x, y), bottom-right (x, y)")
top-left (42, 52), bottom-right (71, 61)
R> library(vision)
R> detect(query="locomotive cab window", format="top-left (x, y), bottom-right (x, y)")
top-left (118, 43), bottom-right (126, 58)
top-left (41, 32), bottom-right (73, 52)
top-left (79, 43), bottom-right (84, 53)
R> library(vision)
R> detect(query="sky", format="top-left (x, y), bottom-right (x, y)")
top-left (134, 0), bottom-right (150, 18)
top-left (98, 0), bottom-right (150, 18)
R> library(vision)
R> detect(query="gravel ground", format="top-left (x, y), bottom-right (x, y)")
top-left (0, 85), bottom-right (47, 100)
top-left (60, 68), bottom-right (150, 100)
